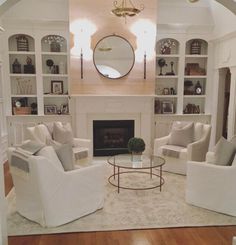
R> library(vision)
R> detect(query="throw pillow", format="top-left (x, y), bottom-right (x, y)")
top-left (54, 144), bottom-right (75, 171)
top-left (231, 153), bottom-right (236, 166)
top-left (208, 137), bottom-right (236, 166)
top-left (53, 122), bottom-right (74, 145)
top-left (168, 122), bottom-right (194, 147)
top-left (34, 124), bottom-right (52, 144)
top-left (36, 146), bottom-right (64, 171)
top-left (17, 140), bottom-right (45, 155)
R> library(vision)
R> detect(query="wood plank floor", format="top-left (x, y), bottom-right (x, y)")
top-left (4, 162), bottom-right (236, 245)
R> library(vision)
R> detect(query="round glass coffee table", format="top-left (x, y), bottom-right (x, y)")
top-left (107, 154), bottom-right (165, 193)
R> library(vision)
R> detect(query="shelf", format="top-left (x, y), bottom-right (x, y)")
top-left (184, 75), bottom-right (207, 79)
top-left (185, 55), bottom-right (208, 58)
top-left (42, 74), bottom-right (68, 77)
top-left (41, 52), bottom-right (67, 56)
top-left (11, 94), bottom-right (37, 97)
top-left (10, 74), bottom-right (36, 77)
top-left (43, 94), bottom-right (69, 98)
top-left (184, 95), bottom-right (206, 98)
top-left (156, 75), bottom-right (178, 79)
top-left (9, 51), bottom-right (35, 55)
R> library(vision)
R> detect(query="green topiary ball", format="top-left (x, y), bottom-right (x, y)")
top-left (127, 137), bottom-right (145, 153)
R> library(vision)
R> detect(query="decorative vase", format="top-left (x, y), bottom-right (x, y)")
top-left (131, 152), bottom-right (142, 162)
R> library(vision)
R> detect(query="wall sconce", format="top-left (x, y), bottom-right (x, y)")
top-left (80, 49), bottom-right (83, 79)
top-left (70, 19), bottom-right (96, 79)
top-left (130, 19), bottom-right (156, 79)
top-left (144, 52), bottom-right (146, 79)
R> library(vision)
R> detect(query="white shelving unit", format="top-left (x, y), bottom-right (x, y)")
top-left (6, 32), bottom-right (69, 116)
top-left (155, 37), bottom-right (209, 116)
top-left (155, 38), bottom-right (180, 114)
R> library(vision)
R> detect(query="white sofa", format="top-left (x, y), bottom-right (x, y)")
top-left (8, 146), bottom-right (106, 227)
top-left (26, 122), bottom-right (93, 163)
top-left (153, 121), bottom-right (211, 175)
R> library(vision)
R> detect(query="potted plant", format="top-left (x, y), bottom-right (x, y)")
top-left (127, 137), bottom-right (146, 162)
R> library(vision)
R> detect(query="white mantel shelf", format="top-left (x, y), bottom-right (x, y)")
top-left (70, 94), bottom-right (156, 98)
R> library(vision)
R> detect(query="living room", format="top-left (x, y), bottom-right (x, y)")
top-left (1, 0), bottom-right (236, 244)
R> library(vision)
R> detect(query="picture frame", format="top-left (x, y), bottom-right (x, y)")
top-left (163, 88), bottom-right (170, 95)
top-left (44, 104), bottom-right (57, 115)
top-left (162, 101), bottom-right (174, 114)
top-left (60, 103), bottom-right (69, 114)
top-left (51, 80), bottom-right (63, 94)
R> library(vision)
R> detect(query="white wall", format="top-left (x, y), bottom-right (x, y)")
top-left (1, 0), bottom-right (68, 22)
top-left (209, 0), bottom-right (236, 38)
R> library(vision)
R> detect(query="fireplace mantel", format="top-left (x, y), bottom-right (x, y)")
top-left (73, 96), bottom-right (154, 155)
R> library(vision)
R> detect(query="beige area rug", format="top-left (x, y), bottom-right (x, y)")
top-left (7, 165), bottom-right (236, 236)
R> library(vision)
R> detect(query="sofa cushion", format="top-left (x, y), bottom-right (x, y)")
top-left (208, 137), bottom-right (236, 166)
top-left (36, 146), bottom-right (64, 171)
top-left (168, 122), bottom-right (194, 147)
top-left (158, 145), bottom-right (187, 160)
top-left (53, 122), bottom-right (74, 145)
top-left (54, 144), bottom-right (75, 171)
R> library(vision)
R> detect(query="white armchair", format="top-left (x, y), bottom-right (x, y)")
top-left (8, 146), bottom-right (106, 227)
top-left (186, 136), bottom-right (236, 216)
top-left (26, 122), bottom-right (93, 163)
top-left (186, 160), bottom-right (236, 216)
top-left (153, 121), bottom-right (211, 175)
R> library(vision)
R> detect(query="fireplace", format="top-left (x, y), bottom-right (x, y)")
top-left (93, 120), bottom-right (134, 156)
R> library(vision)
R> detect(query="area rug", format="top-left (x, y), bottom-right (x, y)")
top-left (7, 166), bottom-right (236, 236)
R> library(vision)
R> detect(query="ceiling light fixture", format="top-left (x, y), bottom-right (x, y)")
top-left (111, 0), bottom-right (144, 19)
top-left (188, 0), bottom-right (199, 3)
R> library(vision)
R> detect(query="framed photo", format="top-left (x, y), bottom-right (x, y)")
top-left (51, 80), bottom-right (63, 94)
top-left (60, 103), bottom-right (69, 114)
top-left (44, 104), bottom-right (57, 115)
top-left (162, 101), bottom-right (174, 114)
top-left (163, 88), bottom-right (169, 95)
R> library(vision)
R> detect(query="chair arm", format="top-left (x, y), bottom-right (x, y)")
top-left (73, 137), bottom-right (93, 160)
top-left (73, 137), bottom-right (91, 148)
top-left (186, 161), bottom-right (236, 215)
top-left (153, 135), bottom-right (170, 155)
top-left (187, 138), bottom-right (209, 161)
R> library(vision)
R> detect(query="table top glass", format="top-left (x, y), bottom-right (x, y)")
top-left (107, 154), bottom-right (165, 169)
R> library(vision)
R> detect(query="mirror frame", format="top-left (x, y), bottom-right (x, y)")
top-left (93, 35), bottom-right (135, 79)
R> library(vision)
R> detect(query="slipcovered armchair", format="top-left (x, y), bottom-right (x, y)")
top-left (153, 121), bottom-right (211, 175)
top-left (186, 136), bottom-right (236, 216)
top-left (26, 122), bottom-right (93, 163)
top-left (8, 146), bottom-right (106, 227)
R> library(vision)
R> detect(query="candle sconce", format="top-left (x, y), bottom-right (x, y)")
top-left (80, 49), bottom-right (83, 79)
top-left (144, 52), bottom-right (146, 79)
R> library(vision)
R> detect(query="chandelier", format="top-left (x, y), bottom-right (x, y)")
top-left (111, 0), bottom-right (144, 18)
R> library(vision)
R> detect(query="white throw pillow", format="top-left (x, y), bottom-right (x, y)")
top-left (208, 137), bottom-right (236, 166)
top-left (53, 122), bottom-right (74, 145)
top-left (231, 154), bottom-right (236, 166)
top-left (54, 144), bottom-right (75, 171)
top-left (168, 122), bottom-right (194, 147)
top-left (36, 146), bottom-right (64, 171)
top-left (17, 140), bottom-right (45, 155)
top-left (34, 124), bottom-right (52, 144)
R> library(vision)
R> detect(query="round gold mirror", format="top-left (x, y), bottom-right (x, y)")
top-left (93, 35), bottom-right (135, 79)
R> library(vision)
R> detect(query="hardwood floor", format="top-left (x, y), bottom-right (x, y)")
top-left (4, 162), bottom-right (236, 245)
